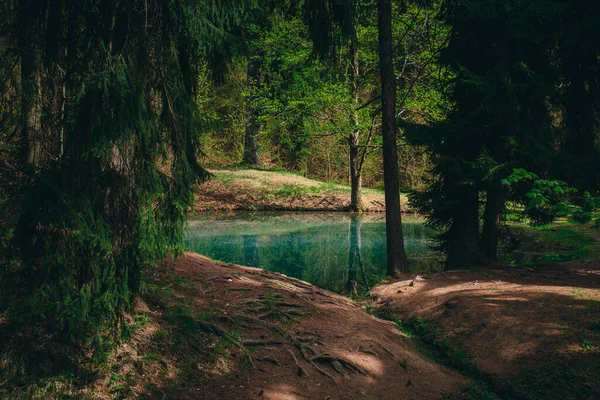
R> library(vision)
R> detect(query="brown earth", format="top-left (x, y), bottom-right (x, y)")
top-left (371, 260), bottom-right (600, 379)
top-left (194, 168), bottom-right (411, 213)
top-left (82, 253), bottom-right (468, 399)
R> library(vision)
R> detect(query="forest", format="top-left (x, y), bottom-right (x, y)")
top-left (0, 0), bottom-right (599, 399)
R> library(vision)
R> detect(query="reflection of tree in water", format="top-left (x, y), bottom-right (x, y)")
top-left (301, 223), bottom-right (350, 292)
top-left (184, 213), bottom-right (440, 292)
top-left (259, 231), bottom-right (308, 279)
top-left (243, 235), bottom-right (260, 267)
top-left (346, 215), bottom-right (369, 295)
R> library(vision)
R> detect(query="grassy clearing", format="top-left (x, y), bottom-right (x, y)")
top-left (500, 219), bottom-right (599, 265)
top-left (212, 168), bottom-right (388, 198)
top-left (196, 167), bottom-right (412, 212)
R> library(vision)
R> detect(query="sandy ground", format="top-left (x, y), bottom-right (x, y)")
top-left (371, 260), bottom-right (600, 377)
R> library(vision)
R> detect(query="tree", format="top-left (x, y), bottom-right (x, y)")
top-left (377, 0), bottom-right (409, 275)
top-left (261, 2), bottom-right (373, 209)
top-left (0, 0), bottom-right (256, 344)
top-left (555, 0), bottom-right (600, 193)
top-left (241, 2), bottom-right (294, 166)
top-left (410, 0), bottom-right (566, 268)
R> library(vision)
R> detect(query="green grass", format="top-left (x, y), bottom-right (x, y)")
top-left (208, 167), bottom-right (407, 203)
top-left (500, 221), bottom-right (598, 265)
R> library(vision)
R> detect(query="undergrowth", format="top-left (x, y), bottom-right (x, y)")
top-left (499, 221), bottom-right (598, 266)
top-left (374, 306), bottom-right (600, 400)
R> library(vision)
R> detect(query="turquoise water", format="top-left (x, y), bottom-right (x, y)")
top-left (185, 212), bottom-right (441, 293)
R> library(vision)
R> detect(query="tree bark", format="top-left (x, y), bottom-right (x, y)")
top-left (349, 40), bottom-right (362, 212)
top-left (446, 188), bottom-right (481, 269)
top-left (480, 182), bottom-right (505, 260)
top-left (243, 48), bottom-right (261, 166)
top-left (377, 0), bottom-right (409, 276)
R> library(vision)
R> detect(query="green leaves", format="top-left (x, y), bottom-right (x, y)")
top-left (501, 168), bottom-right (599, 226)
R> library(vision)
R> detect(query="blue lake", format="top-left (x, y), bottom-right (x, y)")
top-left (185, 212), bottom-right (441, 293)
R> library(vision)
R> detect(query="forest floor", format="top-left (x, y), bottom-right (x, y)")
top-left (42, 252), bottom-right (468, 400)
top-left (194, 167), bottom-right (411, 213)
top-left (3, 220), bottom-right (598, 399)
top-left (372, 223), bottom-right (600, 399)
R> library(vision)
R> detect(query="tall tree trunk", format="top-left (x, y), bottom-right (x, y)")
top-left (349, 40), bottom-right (362, 212)
top-left (377, 0), bottom-right (409, 277)
top-left (446, 187), bottom-right (481, 269)
top-left (480, 182), bottom-right (504, 260)
top-left (19, 33), bottom-right (42, 167)
top-left (243, 48), bottom-right (261, 166)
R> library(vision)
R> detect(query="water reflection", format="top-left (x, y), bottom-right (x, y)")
top-left (346, 215), bottom-right (363, 295)
top-left (185, 212), bottom-right (441, 293)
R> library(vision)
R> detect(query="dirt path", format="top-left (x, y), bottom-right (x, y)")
top-left (100, 253), bottom-right (468, 399)
top-left (371, 261), bottom-right (600, 397)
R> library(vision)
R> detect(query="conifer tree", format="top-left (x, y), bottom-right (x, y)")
top-left (0, 0), bottom-right (257, 342)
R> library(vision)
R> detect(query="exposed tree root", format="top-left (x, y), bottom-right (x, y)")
top-left (287, 348), bottom-right (308, 377)
top-left (256, 309), bottom-right (306, 320)
top-left (377, 341), bottom-right (394, 358)
top-left (222, 311), bottom-right (371, 380)
top-left (256, 356), bottom-right (280, 365)
top-left (196, 320), bottom-right (242, 348)
top-left (309, 360), bottom-right (336, 381)
top-left (358, 346), bottom-right (379, 357)
top-left (273, 301), bottom-right (303, 308)
top-left (297, 336), bottom-right (324, 346)
top-left (312, 354), bottom-right (367, 376)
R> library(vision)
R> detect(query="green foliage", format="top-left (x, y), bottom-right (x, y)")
top-left (502, 168), bottom-right (600, 226)
top-left (502, 168), bottom-right (574, 225)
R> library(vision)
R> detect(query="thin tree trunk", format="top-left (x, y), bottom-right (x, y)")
top-left (349, 40), bottom-right (363, 212)
top-left (243, 48), bottom-right (261, 166)
top-left (377, 0), bottom-right (409, 277)
top-left (480, 182), bottom-right (504, 260)
top-left (19, 41), bottom-right (42, 167)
